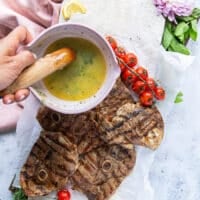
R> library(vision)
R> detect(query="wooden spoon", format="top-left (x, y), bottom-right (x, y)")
top-left (0, 48), bottom-right (75, 96)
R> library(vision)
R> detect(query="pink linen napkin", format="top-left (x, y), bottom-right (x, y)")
top-left (0, 0), bottom-right (63, 133)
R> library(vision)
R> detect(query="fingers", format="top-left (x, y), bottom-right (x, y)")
top-left (2, 94), bottom-right (15, 104)
top-left (15, 89), bottom-right (30, 102)
top-left (3, 89), bottom-right (30, 104)
top-left (13, 50), bottom-right (36, 72)
top-left (7, 26), bottom-right (33, 45)
top-left (1, 26), bottom-right (33, 56)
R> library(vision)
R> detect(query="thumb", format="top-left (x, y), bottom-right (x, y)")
top-left (13, 50), bottom-right (36, 72)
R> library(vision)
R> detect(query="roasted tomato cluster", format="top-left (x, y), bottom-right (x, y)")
top-left (106, 36), bottom-right (165, 106)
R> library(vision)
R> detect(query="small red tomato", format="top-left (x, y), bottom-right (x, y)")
top-left (124, 52), bottom-right (138, 68)
top-left (146, 77), bottom-right (157, 91)
top-left (154, 87), bottom-right (165, 100)
top-left (57, 190), bottom-right (71, 200)
top-left (132, 80), bottom-right (146, 94)
top-left (114, 47), bottom-right (126, 60)
top-left (106, 36), bottom-right (118, 50)
top-left (121, 68), bottom-right (137, 85)
top-left (118, 60), bottom-right (126, 72)
top-left (135, 66), bottom-right (148, 81)
top-left (140, 91), bottom-right (153, 106)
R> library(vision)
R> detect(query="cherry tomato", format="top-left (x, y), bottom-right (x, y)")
top-left (140, 91), bottom-right (153, 106)
top-left (132, 80), bottom-right (146, 94)
top-left (114, 47), bottom-right (126, 60)
top-left (146, 77), bottom-right (157, 91)
top-left (106, 36), bottom-right (118, 50)
top-left (57, 190), bottom-right (71, 200)
top-left (124, 52), bottom-right (138, 68)
top-left (154, 87), bottom-right (165, 100)
top-left (135, 66), bottom-right (148, 81)
top-left (118, 60), bottom-right (126, 72)
top-left (121, 68), bottom-right (137, 86)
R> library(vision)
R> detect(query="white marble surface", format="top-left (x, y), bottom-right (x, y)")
top-left (1, 49), bottom-right (200, 200)
top-left (1, 1), bottom-right (200, 199)
top-left (149, 46), bottom-right (200, 200)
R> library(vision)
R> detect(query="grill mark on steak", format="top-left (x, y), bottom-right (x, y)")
top-left (70, 144), bottom-right (136, 200)
top-left (40, 133), bottom-right (77, 165)
top-left (20, 131), bottom-right (78, 197)
top-left (37, 107), bottom-right (104, 155)
top-left (95, 99), bottom-right (164, 150)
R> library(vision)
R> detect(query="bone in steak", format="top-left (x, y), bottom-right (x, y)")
top-left (20, 131), bottom-right (78, 197)
top-left (37, 107), bottom-right (104, 154)
top-left (71, 143), bottom-right (136, 200)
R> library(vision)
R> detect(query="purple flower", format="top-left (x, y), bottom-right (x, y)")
top-left (154, 0), bottom-right (193, 23)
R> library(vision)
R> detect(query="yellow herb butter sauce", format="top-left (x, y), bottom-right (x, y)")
top-left (43, 38), bottom-right (106, 101)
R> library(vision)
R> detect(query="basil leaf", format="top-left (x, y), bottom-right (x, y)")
top-left (174, 91), bottom-right (184, 104)
top-left (174, 97), bottom-right (183, 103)
top-left (13, 188), bottom-right (27, 200)
top-left (177, 15), bottom-right (194, 22)
top-left (191, 8), bottom-right (200, 19)
top-left (162, 26), bottom-right (174, 49)
top-left (168, 46), bottom-right (174, 52)
top-left (184, 30), bottom-right (190, 44)
top-left (176, 29), bottom-right (189, 44)
top-left (191, 19), bottom-right (198, 32)
top-left (174, 22), bottom-right (189, 37)
top-left (170, 38), bottom-right (190, 55)
top-left (190, 29), bottom-right (198, 41)
top-left (190, 19), bottom-right (198, 41)
top-left (177, 34), bottom-right (185, 43)
top-left (166, 20), bottom-right (173, 31)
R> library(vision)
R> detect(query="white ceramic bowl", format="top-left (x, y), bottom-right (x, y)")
top-left (27, 23), bottom-right (120, 114)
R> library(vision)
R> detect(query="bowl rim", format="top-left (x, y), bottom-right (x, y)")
top-left (28, 23), bottom-right (120, 114)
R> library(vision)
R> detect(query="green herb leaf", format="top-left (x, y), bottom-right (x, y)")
top-left (174, 22), bottom-right (189, 37)
top-left (184, 30), bottom-right (190, 44)
top-left (191, 19), bottom-right (198, 32)
top-left (168, 46), bottom-right (174, 52)
top-left (189, 19), bottom-right (198, 41)
top-left (177, 34), bottom-right (185, 43)
top-left (177, 16), bottom-right (194, 22)
top-left (174, 91), bottom-right (184, 104)
top-left (170, 37), bottom-right (190, 55)
top-left (162, 8), bottom-right (200, 54)
top-left (162, 26), bottom-right (174, 49)
top-left (191, 8), bottom-right (200, 19)
top-left (177, 8), bottom-right (200, 22)
top-left (166, 20), bottom-right (173, 31)
top-left (13, 188), bottom-right (27, 200)
top-left (190, 29), bottom-right (198, 41)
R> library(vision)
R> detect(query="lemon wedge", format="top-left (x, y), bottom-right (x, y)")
top-left (62, 0), bottom-right (87, 20)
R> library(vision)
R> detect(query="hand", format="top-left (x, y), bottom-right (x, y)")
top-left (0, 26), bottom-right (36, 104)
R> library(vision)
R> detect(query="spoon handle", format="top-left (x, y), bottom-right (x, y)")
top-left (0, 48), bottom-right (75, 96)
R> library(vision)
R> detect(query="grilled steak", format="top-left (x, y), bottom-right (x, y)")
top-left (87, 79), bottom-right (164, 150)
top-left (94, 79), bottom-right (135, 116)
top-left (95, 101), bottom-right (164, 150)
top-left (71, 143), bottom-right (136, 200)
top-left (20, 131), bottom-right (78, 197)
top-left (37, 107), bottom-right (104, 154)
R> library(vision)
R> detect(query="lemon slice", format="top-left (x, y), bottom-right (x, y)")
top-left (62, 0), bottom-right (87, 20)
